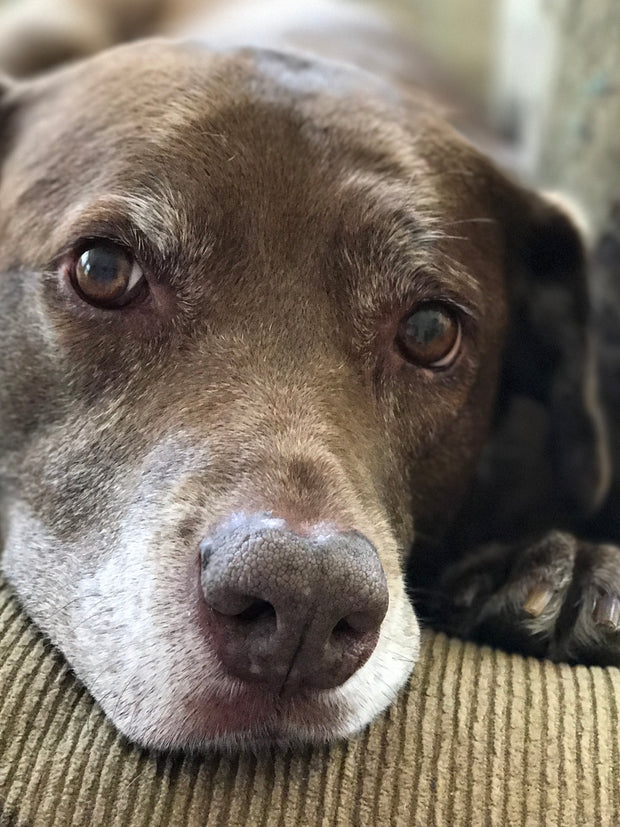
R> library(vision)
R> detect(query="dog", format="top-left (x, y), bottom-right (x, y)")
top-left (0, 0), bottom-right (617, 752)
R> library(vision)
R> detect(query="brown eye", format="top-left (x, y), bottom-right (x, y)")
top-left (72, 243), bottom-right (144, 307)
top-left (397, 302), bottom-right (462, 368)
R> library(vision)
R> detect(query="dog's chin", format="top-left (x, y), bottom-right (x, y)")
top-left (3, 505), bottom-right (419, 752)
top-left (94, 588), bottom-right (419, 753)
top-left (110, 686), bottom-right (363, 754)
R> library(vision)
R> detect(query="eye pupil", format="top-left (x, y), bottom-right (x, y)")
top-left (405, 308), bottom-right (450, 345)
top-left (397, 303), bottom-right (461, 368)
top-left (79, 247), bottom-right (124, 286)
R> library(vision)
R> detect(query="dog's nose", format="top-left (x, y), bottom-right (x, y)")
top-left (199, 516), bottom-right (389, 693)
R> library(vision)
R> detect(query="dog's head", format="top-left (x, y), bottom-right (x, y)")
top-left (0, 41), bottom-right (604, 750)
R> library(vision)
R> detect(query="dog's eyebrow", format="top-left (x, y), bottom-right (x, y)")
top-left (339, 204), bottom-right (486, 312)
top-left (52, 190), bottom-right (210, 273)
top-left (99, 191), bottom-right (194, 258)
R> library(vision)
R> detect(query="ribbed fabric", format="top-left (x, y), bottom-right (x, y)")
top-left (1, 573), bottom-right (620, 826)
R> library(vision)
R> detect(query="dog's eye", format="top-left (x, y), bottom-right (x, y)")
top-left (71, 243), bottom-right (144, 308)
top-left (397, 303), bottom-right (462, 368)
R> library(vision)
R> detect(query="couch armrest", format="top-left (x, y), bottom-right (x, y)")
top-left (1, 574), bottom-right (619, 826)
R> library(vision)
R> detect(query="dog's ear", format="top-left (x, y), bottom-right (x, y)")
top-left (0, 75), bottom-right (19, 144)
top-left (0, 73), bottom-right (29, 128)
top-left (498, 188), bottom-right (610, 519)
top-left (0, 74), bottom-right (18, 111)
top-left (0, 75), bottom-right (13, 146)
top-left (0, 74), bottom-right (11, 100)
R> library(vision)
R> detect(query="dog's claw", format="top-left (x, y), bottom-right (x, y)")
top-left (523, 584), bottom-right (554, 617)
top-left (593, 594), bottom-right (620, 631)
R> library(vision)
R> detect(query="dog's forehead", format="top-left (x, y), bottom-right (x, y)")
top-left (4, 40), bottom-right (447, 223)
top-left (1, 39), bottom-right (504, 301)
top-left (17, 39), bottom-right (419, 173)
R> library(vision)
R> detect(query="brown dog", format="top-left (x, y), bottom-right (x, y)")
top-left (0, 0), bottom-right (616, 751)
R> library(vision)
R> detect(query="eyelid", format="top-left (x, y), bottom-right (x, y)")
top-left (434, 298), bottom-right (475, 326)
top-left (406, 285), bottom-right (477, 321)
top-left (387, 262), bottom-right (482, 320)
top-left (50, 212), bottom-right (154, 269)
top-left (51, 235), bottom-right (132, 270)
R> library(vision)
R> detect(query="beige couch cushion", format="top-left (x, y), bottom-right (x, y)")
top-left (1, 573), bottom-right (619, 826)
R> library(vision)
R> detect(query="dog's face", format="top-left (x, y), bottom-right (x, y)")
top-left (0, 40), bottom-right (590, 750)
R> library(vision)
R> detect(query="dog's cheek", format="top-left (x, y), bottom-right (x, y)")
top-left (0, 271), bottom-right (69, 459)
top-left (388, 356), bottom-right (503, 542)
top-left (1, 501), bottom-right (85, 652)
top-left (0, 101), bottom-right (70, 457)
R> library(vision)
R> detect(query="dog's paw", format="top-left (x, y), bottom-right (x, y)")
top-left (433, 531), bottom-right (620, 665)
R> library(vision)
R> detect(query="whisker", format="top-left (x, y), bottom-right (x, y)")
top-left (68, 599), bottom-right (113, 631)
top-left (443, 217), bottom-right (498, 227)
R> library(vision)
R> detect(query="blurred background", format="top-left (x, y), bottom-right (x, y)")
top-left (395, 0), bottom-right (619, 238)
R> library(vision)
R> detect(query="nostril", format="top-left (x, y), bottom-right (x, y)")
top-left (332, 609), bottom-right (382, 641)
top-left (332, 617), bottom-right (355, 639)
top-left (236, 599), bottom-right (276, 624)
top-left (199, 539), bottom-right (213, 569)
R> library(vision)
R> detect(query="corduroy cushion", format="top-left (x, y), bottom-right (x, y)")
top-left (1, 572), bottom-right (620, 826)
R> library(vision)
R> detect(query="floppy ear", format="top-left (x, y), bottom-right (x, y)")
top-left (0, 75), bottom-right (12, 145)
top-left (498, 189), bottom-right (610, 518)
top-left (0, 73), bottom-right (19, 107)
top-left (0, 74), bottom-right (19, 148)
